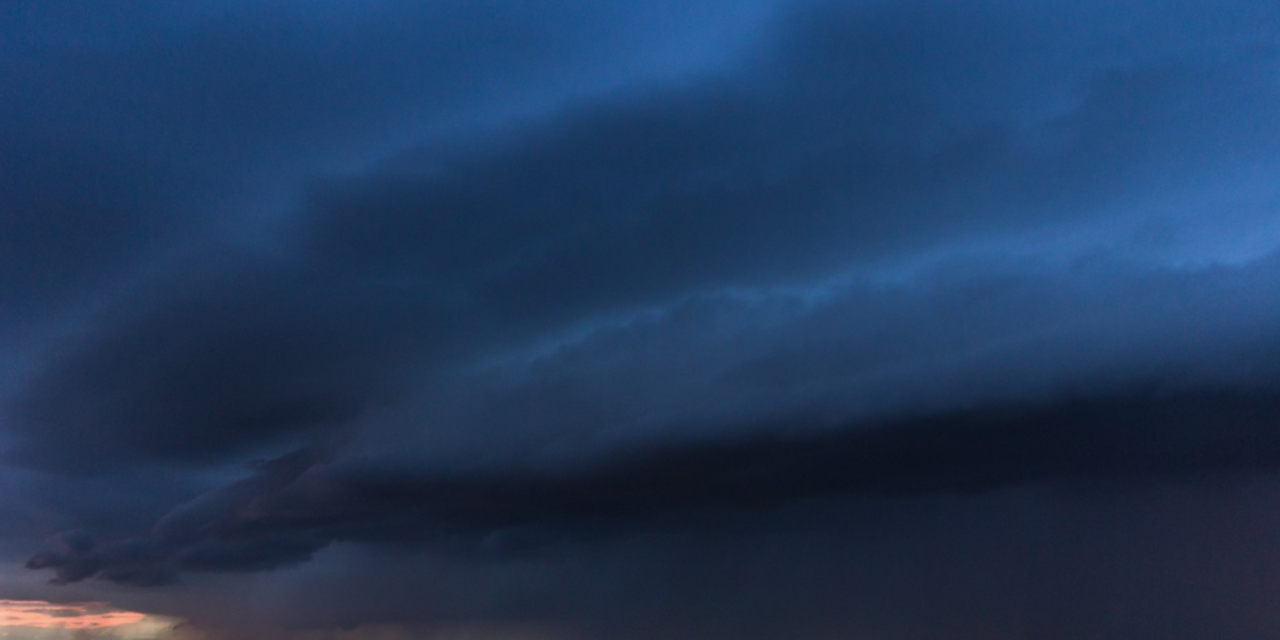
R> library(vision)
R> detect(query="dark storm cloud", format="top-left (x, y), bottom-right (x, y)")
top-left (23, 451), bottom-right (328, 586)
top-left (356, 249), bottom-right (1280, 479)
top-left (0, 0), bottom-right (775, 470)
top-left (0, 0), bottom-right (765, 320)
top-left (22, 246), bottom-right (1280, 586)
top-left (5, 255), bottom-right (450, 470)
top-left (26, 381), bottom-right (1280, 586)
top-left (6, 0), bottom-right (1278, 471)
top-left (296, 17), bottom-right (1279, 337)
top-left (6, 0), bottom-right (1280, 638)
top-left (291, 386), bottom-right (1280, 523)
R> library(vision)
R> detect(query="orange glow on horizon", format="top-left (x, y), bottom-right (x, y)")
top-left (0, 600), bottom-right (146, 630)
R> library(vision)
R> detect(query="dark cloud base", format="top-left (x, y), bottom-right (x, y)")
top-left (27, 384), bottom-right (1280, 588)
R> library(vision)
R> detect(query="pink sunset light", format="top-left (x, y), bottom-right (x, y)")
top-left (0, 600), bottom-right (146, 630)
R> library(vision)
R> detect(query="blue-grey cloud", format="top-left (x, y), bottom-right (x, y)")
top-left (5, 1), bottom-right (1280, 638)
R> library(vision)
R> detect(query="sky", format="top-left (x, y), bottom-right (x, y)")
top-left (2, 0), bottom-right (1280, 637)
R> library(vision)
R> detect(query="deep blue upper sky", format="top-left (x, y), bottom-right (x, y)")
top-left (3, 1), bottom-right (1280, 638)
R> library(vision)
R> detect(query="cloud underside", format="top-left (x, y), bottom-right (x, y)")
top-left (24, 384), bottom-right (1280, 588)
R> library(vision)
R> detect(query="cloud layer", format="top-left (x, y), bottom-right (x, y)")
top-left (4, 0), bottom-right (1280, 638)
